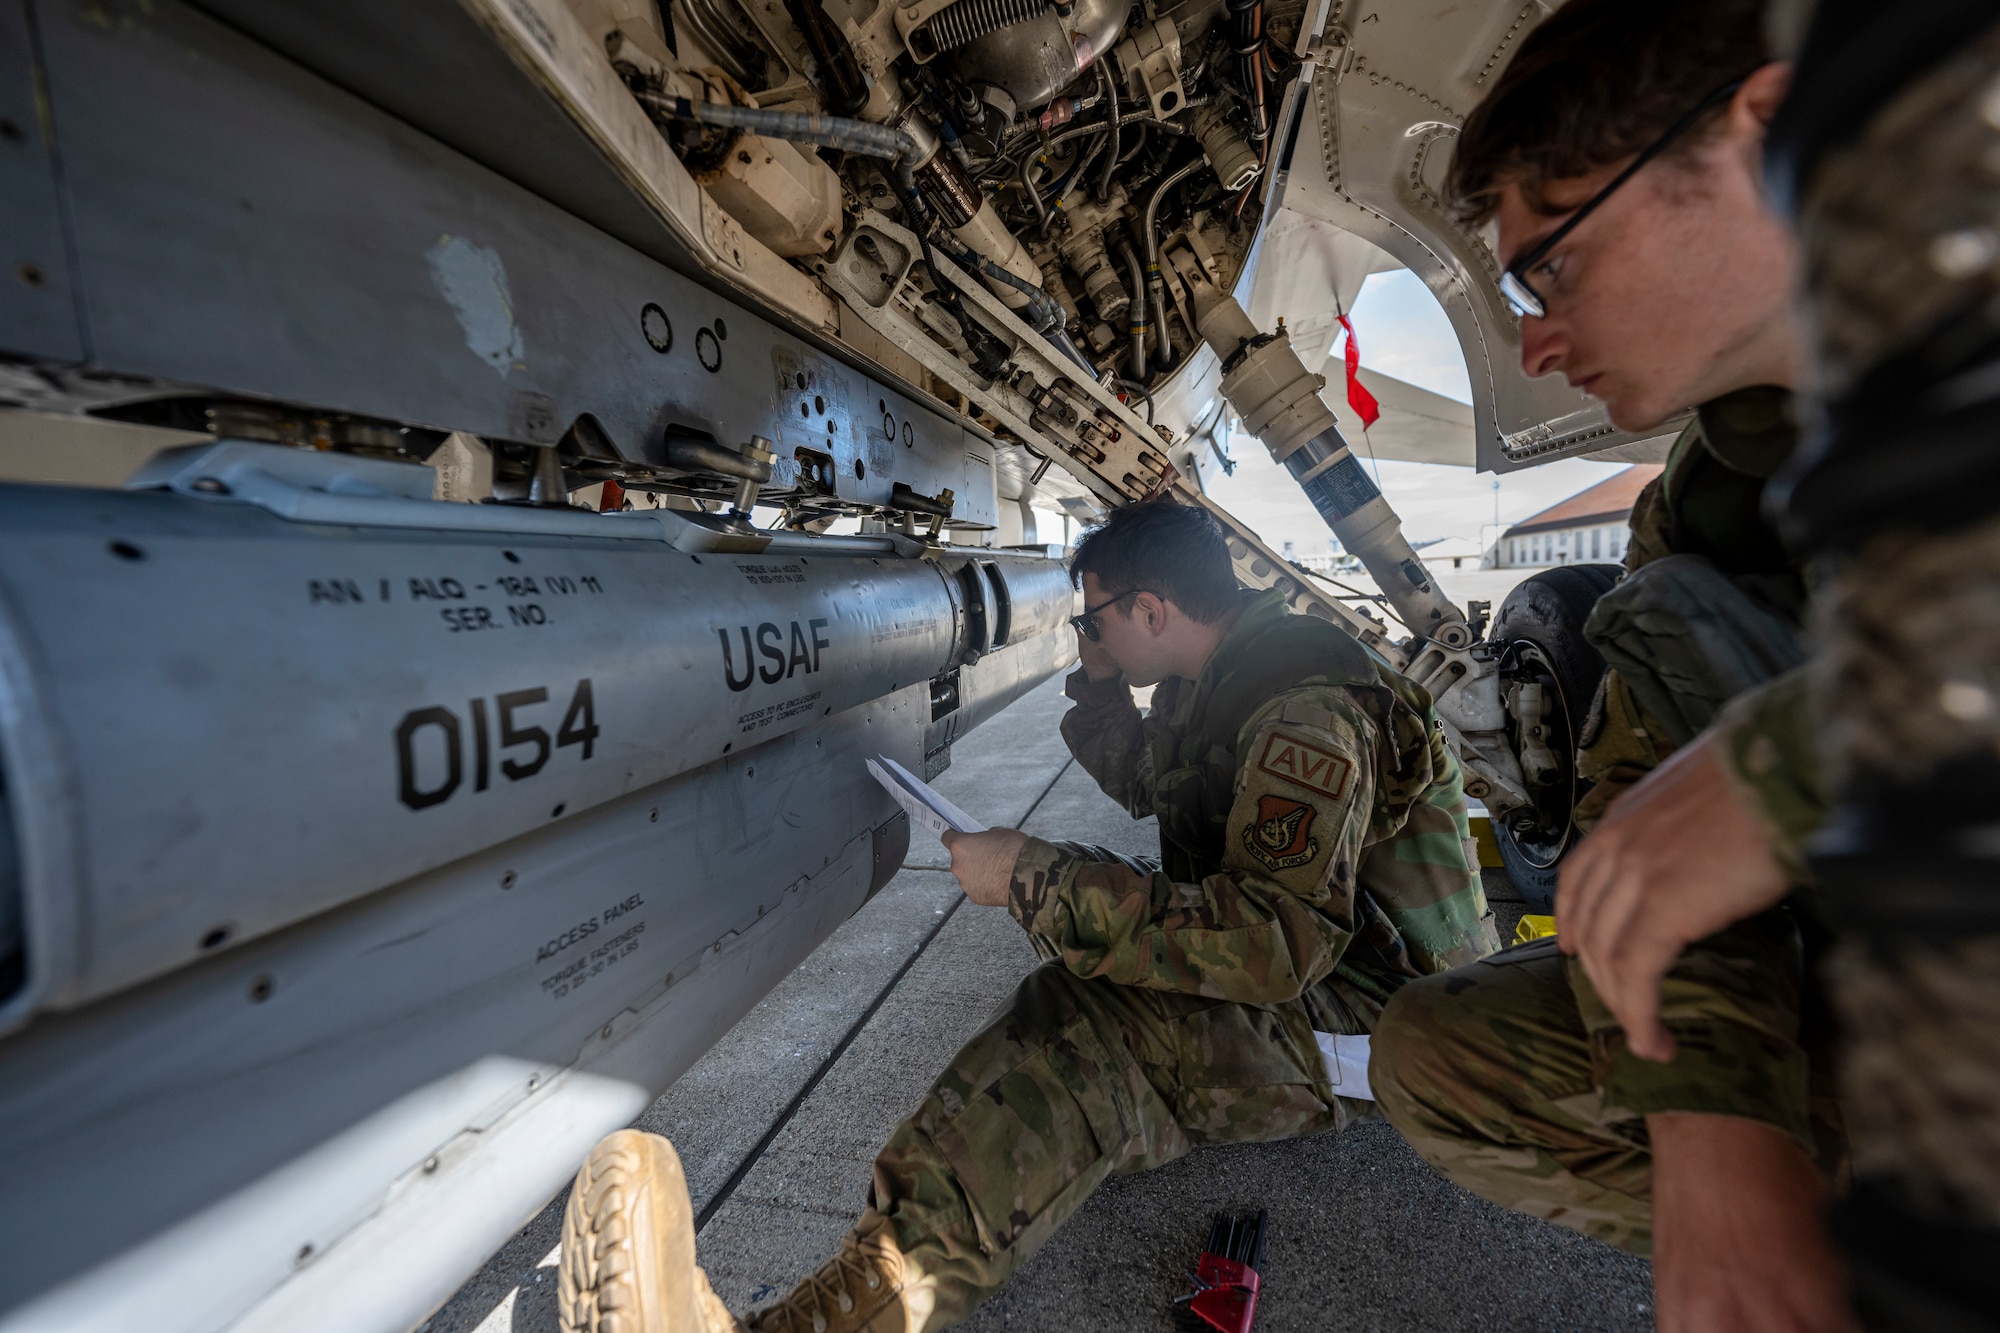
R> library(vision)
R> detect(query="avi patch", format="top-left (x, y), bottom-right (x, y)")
top-left (1244, 794), bottom-right (1320, 871)
top-left (1256, 731), bottom-right (1352, 800)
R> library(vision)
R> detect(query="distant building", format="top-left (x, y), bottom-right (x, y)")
top-left (1411, 535), bottom-right (1487, 570)
top-left (1497, 464), bottom-right (1663, 569)
top-left (1281, 540), bottom-right (1355, 575)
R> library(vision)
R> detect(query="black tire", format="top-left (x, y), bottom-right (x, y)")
top-left (1489, 563), bottom-right (1622, 910)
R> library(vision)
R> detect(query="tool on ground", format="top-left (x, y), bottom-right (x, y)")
top-left (1172, 1210), bottom-right (1266, 1333)
top-left (1514, 914), bottom-right (1558, 944)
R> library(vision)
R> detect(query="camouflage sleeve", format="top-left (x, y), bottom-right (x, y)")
top-left (1713, 667), bottom-right (1827, 882)
top-left (1058, 667), bottom-right (1152, 817)
top-left (1622, 473), bottom-right (1674, 571)
top-left (1572, 670), bottom-right (1674, 835)
top-left (1354, 708), bottom-right (1497, 972)
top-left (1566, 908), bottom-right (1815, 1152)
top-left (1008, 688), bottom-right (1378, 1004)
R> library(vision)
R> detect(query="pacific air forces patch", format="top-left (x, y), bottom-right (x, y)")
top-left (1244, 794), bottom-right (1320, 871)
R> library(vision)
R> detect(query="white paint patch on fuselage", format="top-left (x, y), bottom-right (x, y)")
top-left (427, 235), bottom-right (526, 375)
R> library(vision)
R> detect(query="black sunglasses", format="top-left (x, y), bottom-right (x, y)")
top-left (1069, 589), bottom-right (1144, 642)
top-left (1499, 76), bottom-right (1750, 321)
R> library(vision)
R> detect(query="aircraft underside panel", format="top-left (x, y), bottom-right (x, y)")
top-left (0, 474), bottom-right (1078, 1330)
top-left (1, 0), bottom-right (976, 509)
top-left (0, 3), bottom-right (1089, 1327)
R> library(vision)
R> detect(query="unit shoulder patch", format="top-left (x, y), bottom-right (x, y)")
top-left (1255, 730), bottom-right (1353, 800)
top-left (1243, 794), bottom-right (1320, 871)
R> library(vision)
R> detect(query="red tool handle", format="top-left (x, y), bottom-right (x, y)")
top-left (1187, 1254), bottom-right (1260, 1333)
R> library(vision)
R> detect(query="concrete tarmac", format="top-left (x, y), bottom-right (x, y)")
top-left (423, 675), bottom-right (1654, 1333)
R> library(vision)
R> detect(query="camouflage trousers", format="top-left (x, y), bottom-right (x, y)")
top-left (863, 930), bottom-right (1385, 1328)
top-left (1368, 939), bottom-right (1660, 1255)
top-left (1372, 923), bottom-right (1842, 1261)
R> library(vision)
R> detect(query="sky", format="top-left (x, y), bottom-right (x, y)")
top-left (1198, 269), bottom-right (1631, 557)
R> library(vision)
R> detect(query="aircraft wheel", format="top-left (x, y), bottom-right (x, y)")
top-left (1489, 564), bottom-right (1622, 911)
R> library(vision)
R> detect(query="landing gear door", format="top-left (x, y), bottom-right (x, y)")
top-left (1270, 9), bottom-right (1688, 473)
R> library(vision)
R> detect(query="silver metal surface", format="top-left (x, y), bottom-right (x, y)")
top-left (0, 461), bottom-right (1073, 1021)
top-left (0, 479), bottom-right (1076, 1331)
top-left (947, 0), bottom-right (1129, 110)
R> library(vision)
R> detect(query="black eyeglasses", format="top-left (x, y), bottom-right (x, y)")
top-left (1499, 76), bottom-right (1750, 321)
top-left (1069, 589), bottom-right (1143, 642)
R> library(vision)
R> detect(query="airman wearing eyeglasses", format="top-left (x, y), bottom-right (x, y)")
top-left (1368, 4), bottom-right (1859, 1333)
top-left (552, 496), bottom-right (1505, 1333)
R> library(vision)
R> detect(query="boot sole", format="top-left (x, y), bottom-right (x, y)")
top-left (560, 1129), bottom-right (700, 1333)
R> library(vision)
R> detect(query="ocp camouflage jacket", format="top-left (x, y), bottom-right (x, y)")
top-left (1006, 589), bottom-right (1497, 1005)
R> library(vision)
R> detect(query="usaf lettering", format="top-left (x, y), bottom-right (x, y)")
top-left (720, 618), bottom-right (831, 692)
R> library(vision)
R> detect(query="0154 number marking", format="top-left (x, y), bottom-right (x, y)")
top-left (396, 678), bottom-right (599, 810)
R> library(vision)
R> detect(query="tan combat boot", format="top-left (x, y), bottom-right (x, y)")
top-left (560, 1129), bottom-right (743, 1333)
top-left (744, 1217), bottom-right (914, 1333)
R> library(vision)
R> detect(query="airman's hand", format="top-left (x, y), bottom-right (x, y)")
top-left (1077, 629), bottom-right (1122, 683)
top-left (941, 827), bottom-right (1029, 907)
top-left (1556, 733), bottom-right (1789, 1061)
top-left (1649, 1113), bottom-right (1854, 1333)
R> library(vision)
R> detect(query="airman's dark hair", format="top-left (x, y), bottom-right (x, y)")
top-left (1069, 500), bottom-right (1241, 624)
top-left (1448, 0), bottom-right (1771, 224)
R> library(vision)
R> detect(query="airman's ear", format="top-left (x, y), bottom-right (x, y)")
top-left (1738, 61), bottom-right (1790, 132)
top-left (1133, 590), bottom-right (1170, 635)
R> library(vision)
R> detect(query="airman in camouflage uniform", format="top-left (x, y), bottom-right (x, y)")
top-left (557, 501), bottom-right (1495, 1333)
top-left (1729, 8), bottom-right (2000, 1324)
top-left (1365, 0), bottom-right (1847, 1285)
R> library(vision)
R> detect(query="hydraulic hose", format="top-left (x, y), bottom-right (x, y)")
top-left (1143, 158), bottom-right (1202, 375)
top-left (883, 161), bottom-right (1012, 378)
top-left (780, 0), bottom-right (870, 117)
top-left (941, 239), bottom-right (1062, 334)
top-left (1054, 331), bottom-right (1096, 375)
top-left (1096, 62), bottom-right (1119, 204)
top-left (1018, 154), bottom-right (1051, 230)
top-left (641, 92), bottom-right (917, 159)
top-left (1118, 237), bottom-right (1149, 383)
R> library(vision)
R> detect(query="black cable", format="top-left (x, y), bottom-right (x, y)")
top-left (883, 161), bottom-right (1010, 378)
top-left (1111, 376), bottom-right (1155, 422)
top-left (1096, 61), bottom-right (1119, 203)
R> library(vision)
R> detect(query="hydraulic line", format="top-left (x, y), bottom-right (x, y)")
top-left (1111, 376), bottom-right (1155, 422)
top-left (1018, 155), bottom-right (1050, 229)
top-left (1226, 0), bottom-right (1268, 144)
top-left (639, 92), bottom-right (918, 158)
top-left (1118, 237), bottom-right (1149, 382)
top-left (939, 238), bottom-right (1064, 336)
top-left (672, 0), bottom-right (768, 89)
top-left (781, 0), bottom-right (869, 116)
top-left (1142, 158), bottom-right (1202, 375)
top-left (1096, 61), bottom-right (1119, 203)
top-left (880, 161), bottom-right (1012, 378)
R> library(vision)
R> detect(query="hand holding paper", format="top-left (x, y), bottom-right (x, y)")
top-left (865, 755), bottom-right (987, 839)
top-left (867, 756), bottom-right (1020, 906)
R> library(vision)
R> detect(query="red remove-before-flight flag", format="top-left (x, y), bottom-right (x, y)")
top-left (1336, 314), bottom-right (1381, 429)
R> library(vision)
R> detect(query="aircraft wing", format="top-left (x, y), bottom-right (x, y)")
top-left (1324, 366), bottom-right (1477, 468)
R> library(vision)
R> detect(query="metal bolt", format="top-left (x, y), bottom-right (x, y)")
top-left (500, 870), bottom-right (517, 890)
